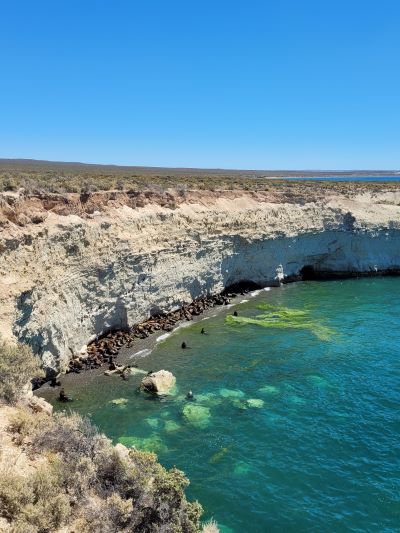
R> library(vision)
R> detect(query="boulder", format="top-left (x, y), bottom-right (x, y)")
top-left (140, 370), bottom-right (176, 395)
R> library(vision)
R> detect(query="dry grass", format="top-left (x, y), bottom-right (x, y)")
top-left (0, 158), bottom-right (397, 195)
top-left (1, 406), bottom-right (205, 532)
top-left (0, 338), bottom-right (44, 404)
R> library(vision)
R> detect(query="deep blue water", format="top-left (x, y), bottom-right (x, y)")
top-left (48, 278), bottom-right (400, 532)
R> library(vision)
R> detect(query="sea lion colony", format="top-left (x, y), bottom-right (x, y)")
top-left (61, 287), bottom-right (253, 377)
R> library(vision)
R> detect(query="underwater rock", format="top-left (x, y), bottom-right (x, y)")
top-left (195, 392), bottom-right (222, 406)
top-left (287, 395), bottom-right (306, 405)
top-left (118, 435), bottom-right (167, 454)
top-left (183, 404), bottom-right (211, 428)
top-left (307, 375), bottom-right (329, 387)
top-left (141, 370), bottom-right (176, 395)
top-left (219, 388), bottom-right (245, 399)
top-left (110, 398), bottom-right (128, 406)
top-left (164, 420), bottom-right (181, 432)
top-left (233, 461), bottom-right (252, 476)
top-left (258, 385), bottom-right (280, 395)
top-left (246, 398), bottom-right (264, 408)
top-left (218, 524), bottom-right (235, 533)
top-left (146, 417), bottom-right (160, 428)
top-left (232, 399), bottom-right (248, 410)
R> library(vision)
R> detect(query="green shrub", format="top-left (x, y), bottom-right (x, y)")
top-left (0, 338), bottom-right (44, 403)
top-left (2, 407), bottom-right (203, 531)
top-left (0, 468), bottom-right (32, 520)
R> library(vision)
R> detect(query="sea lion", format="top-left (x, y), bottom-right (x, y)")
top-left (186, 390), bottom-right (195, 401)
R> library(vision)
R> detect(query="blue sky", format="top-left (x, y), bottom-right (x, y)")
top-left (1, 0), bottom-right (399, 169)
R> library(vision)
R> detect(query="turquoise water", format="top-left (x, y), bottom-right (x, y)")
top-left (50, 279), bottom-right (400, 532)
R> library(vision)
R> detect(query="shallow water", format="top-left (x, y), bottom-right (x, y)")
top-left (48, 278), bottom-right (400, 532)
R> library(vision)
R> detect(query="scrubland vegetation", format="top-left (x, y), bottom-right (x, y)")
top-left (0, 340), bottom-right (210, 532)
top-left (0, 338), bottom-right (44, 404)
top-left (0, 158), bottom-right (395, 194)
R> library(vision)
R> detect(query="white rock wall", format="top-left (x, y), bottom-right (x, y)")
top-left (2, 194), bottom-right (400, 372)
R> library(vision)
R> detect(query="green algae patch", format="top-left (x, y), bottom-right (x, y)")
top-left (183, 404), bottom-right (211, 428)
top-left (118, 435), bottom-right (167, 454)
top-left (226, 303), bottom-right (334, 341)
top-left (246, 398), bottom-right (265, 408)
top-left (164, 420), bottom-right (181, 432)
top-left (219, 388), bottom-right (245, 399)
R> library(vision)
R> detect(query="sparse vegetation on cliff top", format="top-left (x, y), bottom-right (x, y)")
top-left (0, 338), bottom-right (43, 404)
top-left (0, 158), bottom-right (398, 194)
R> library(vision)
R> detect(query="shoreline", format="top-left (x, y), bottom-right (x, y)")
top-left (34, 286), bottom-right (273, 400)
top-left (33, 267), bottom-right (400, 396)
top-left (34, 270), bottom-right (400, 401)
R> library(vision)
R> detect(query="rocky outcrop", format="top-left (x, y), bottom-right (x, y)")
top-left (26, 395), bottom-right (53, 416)
top-left (141, 370), bottom-right (176, 395)
top-left (1, 186), bottom-right (400, 373)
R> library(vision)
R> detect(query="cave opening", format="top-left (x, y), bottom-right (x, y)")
top-left (300, 265), bottom-right (316, 280)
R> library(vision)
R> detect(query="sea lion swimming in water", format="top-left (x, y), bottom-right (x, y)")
top-left (186, 390), bottom-right (195, 401)
top-left (201, 328), bottom-right (206, 334)
top-left (181, 342), bottom-right (187, 349)
top-left (59, 388), bottom-right (72, 402)
top-left (233, 311), bottom-right (238, 317)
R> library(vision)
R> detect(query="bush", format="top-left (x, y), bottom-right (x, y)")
top-left (1, 407), bottom-right (204, 532)
top-left (0, 338), bottom-right (44, 403)
top-left (0, 468), bottom-right (32, 520)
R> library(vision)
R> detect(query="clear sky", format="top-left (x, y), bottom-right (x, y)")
top-left (1, 0), bottom-right (399, 169)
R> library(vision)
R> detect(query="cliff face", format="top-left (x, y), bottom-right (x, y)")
top-left (1, 187), bottom-right (400, 372)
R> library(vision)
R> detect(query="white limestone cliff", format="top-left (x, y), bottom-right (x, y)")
top-left (1, 188), bottom-right (400, 372)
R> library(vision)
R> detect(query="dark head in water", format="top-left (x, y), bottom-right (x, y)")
top-left (181, 341), bottom-right (187, 349)
top-left (186, 390), bottom-right (194, 401)
top-left (201, 328), bottom-right (206, 334)
top-left (233, 311), bottom-right (238, 317)
top-left (59, 388), bottom-right (72, 402)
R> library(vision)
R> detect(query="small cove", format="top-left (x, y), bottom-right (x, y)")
top-left (39, 278), bottom-right (400, 532)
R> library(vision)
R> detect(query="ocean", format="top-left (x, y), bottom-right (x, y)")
top-left (47, 278), bottom-right (400, 532)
